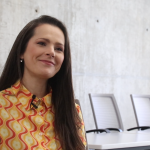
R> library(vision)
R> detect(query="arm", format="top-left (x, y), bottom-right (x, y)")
top-left (75, 103), bottom-right (87, 148)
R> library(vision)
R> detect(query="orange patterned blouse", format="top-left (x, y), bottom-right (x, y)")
top-left (0, 80), bottom-right (86, 150)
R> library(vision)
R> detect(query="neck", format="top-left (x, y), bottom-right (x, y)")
top-left (21, 75), bottom-right (48, 98)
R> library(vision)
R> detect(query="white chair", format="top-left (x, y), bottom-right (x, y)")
top-left (87, 94), bottom-right (124, 133)
top-left (127, 94), bottom-right (150, 131)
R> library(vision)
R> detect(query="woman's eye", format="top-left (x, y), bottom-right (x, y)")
top-left (38, 42), bottom-right (46, 46)
top-left (55, 47), bottom-right (63, 52)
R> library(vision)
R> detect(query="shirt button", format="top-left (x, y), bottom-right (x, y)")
top-left (39, 132), bottom-right (43, 136)
top-left (39, 112), bottom-right (42, 115)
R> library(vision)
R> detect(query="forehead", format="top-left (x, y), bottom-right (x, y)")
top-left (33, 24), bottom-right (65, 44)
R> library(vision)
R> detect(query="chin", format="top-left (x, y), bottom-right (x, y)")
top-left (39, 73), bottom-right (56, 79)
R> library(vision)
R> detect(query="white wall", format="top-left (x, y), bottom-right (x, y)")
top-left (0, 0), bottom-right (150, 130)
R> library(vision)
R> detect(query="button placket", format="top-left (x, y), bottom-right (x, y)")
top-left (36, 99), bottom-right (45, 116)
top-left (34, 98), bottom-right (47, 138)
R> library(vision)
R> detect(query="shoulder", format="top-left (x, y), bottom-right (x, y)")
top-left (0, 87), bottom-right (13, 95)
top-left (75, 103), bottom-right (78, 107)
top-left (75, 103), bottom-right (80, 112)
top-left (75, 103), bottom-right (83, 120)
top-left (0, 87), bottom-right (14, 107)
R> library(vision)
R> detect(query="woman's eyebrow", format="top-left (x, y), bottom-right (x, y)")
top-left (56, 43), bottom-right (64, 47)
top-left (38, 38), bottom-right (64, 46)
top-left (38, 38), bottom-right (50, 42)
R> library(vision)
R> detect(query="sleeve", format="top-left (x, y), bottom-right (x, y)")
top-left (0, 98), bottom-right (4, 146)
top-left (75, 103), bottom-right (87, 147)
top-left (0, 93), bottom-right (11, 147)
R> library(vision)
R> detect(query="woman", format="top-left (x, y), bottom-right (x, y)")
top-left (0, 15), bottom-right (86, 150)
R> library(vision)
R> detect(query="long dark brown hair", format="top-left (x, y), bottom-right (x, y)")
top-left (0, 15), bottom-right (85, 150)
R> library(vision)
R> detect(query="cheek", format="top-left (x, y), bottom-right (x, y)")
top-left (59, 56), bottom-right (64, 66)
top-left (55, 56), bottom-right (64, 71)
top-left (24, 49), bottom-right (38, 62)
top-left (24, 43), bottom-right (38, 57)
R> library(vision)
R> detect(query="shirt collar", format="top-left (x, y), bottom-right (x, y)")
top-left (11, 80), bottom-right (52, 110)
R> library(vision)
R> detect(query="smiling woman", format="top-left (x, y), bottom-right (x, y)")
top-left (21, 24), bottom-right (65, 91)
top-left (0, 15), bottom-right (86, 150)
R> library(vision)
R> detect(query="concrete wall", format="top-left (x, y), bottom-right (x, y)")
top-left (0, 0), bottom-right (150, 130)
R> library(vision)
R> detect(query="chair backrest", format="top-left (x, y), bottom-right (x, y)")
top-left (75, 99), bottom-right (88, 150)
top-left (89, 94), bottom-right (124, 131)
top-left (131, 94), bottom-right (150, 126)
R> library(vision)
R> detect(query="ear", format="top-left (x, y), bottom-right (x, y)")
top-left (20, 55), bottom-right (24, 59)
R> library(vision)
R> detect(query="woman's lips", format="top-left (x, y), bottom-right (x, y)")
top-left (40, 60), bottom-right (55, 66)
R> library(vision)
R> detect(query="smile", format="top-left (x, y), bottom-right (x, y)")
top-left (39, 60), bottom-right (55, 66)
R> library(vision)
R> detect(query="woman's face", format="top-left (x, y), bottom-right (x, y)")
top-left (21, 24), bottom-right (65, 80)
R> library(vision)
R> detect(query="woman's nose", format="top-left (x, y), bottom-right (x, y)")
top-left (46, 46), bottom-right (55, 57)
